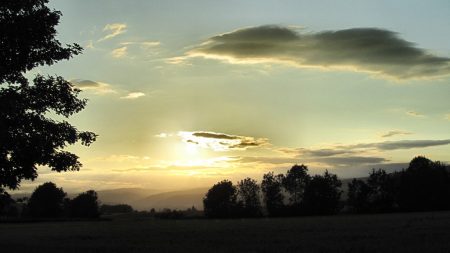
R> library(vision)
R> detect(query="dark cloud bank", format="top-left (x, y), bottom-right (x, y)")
top-left (190, 25), bottom-right (450, 79)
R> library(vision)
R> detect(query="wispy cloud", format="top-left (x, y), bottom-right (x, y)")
top-left (182, 25), bottom-right (450, 80)
top-left (380, 130), bottom-right (413, 138)
top-left (155, 133), bottom-right (173, 138)
top-left (406, 110), bottom-right (425, 118)
top-left (111, 46), bottom-right (127, 58)
top-left (85, 40), bottom-right (95, 49)
top-left (274, 138), bottom-right (450, 168)
top-left (445, 114), bottom-right (450, 121)
top-left (98, 23), bottom-right (127, 42)
top-left (120, 41), bottom-right (161, 47)
top-left (370, 139), bottom-right (450, 150)
top-left (120, 92), bottom-right (146, 100)
top-left (178, 131), bottom-right (269, 151)
top-left (282, 139), bottom-right (450, 158)
top-left (70, 79), bottom-right (117, 94)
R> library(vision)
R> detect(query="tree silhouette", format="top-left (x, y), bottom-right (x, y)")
top-left (203, 180), bottom-right (239, 218)
top-left (398, 156), bottom-right (450, 211)
top-left (237, 178), bottom-right (262, 217)
top-left (100, 204), bottom-right (134, 214)
top-left (69, 190), bottom-right (100, 218)
top-left (347, 178), bottom-right (371, 213)
top-left (261, 172), bottom-right (285, 216)
top-left (0, 0), bottom-right (96, 190)
top-left (0, 188), bottom-right (17, 217)
top-left (282, 164), bottom-right (310, 211)
top-left (303, 170), bottom-right (342, 215)
top-left (347, 169), bottom-right (397, 213)
top-left (28, 182), bottom-right (66, 218)
top-left (366, 169), bottom-right (397, 212)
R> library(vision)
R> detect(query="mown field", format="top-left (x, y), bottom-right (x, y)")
top-left (1, 211), bottom-right (450, 253)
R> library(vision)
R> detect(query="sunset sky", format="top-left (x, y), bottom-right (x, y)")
top-left (24, 0), bottom-right (450, 192)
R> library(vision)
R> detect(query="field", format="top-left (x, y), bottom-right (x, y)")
top-left (2, 211), bottom-right (450, 253)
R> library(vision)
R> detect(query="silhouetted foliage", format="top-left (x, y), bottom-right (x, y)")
top-left (0, 0), bottom-right (96, 190)
top-left (347, 169), bottom-right (398, 213)
top-left (282, 165), bottom-right (310, 206)
top-left (366, 169), bottom-right (398, 212)
top-left (347, 156), bottom-right (450, 214)
top-left (0, 188), bottom-right (18, 217)
top-left (303, 171), bottom-right (342, 215)
top-left (397, 156), bottom-right (450, 212)
top-left (261, 172), bottom-right (285, 217)
top-left (237, 178), bottom-right (262, 217)
top-left (100, 204), bottom-right (134, 214)
top-left (69, 190), bottom-right (100, 218)
top-left (347, 178), bottom-right (371, 213)
top-left (203, 180), bottom-right (239, 218)
top-left (154, 208), bottom-right (185, 219)
top-left (28, 182), bottom-right (66, 218)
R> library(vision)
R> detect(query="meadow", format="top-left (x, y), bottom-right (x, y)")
top-left (2, 211), bottom-right (450, 253)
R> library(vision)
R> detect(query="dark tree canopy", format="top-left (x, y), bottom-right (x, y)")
top-left (398, 156), bottom-right (450, 211)
top-left (0, 0), bottom-right (82, 85)
top-left (261, 172), bottom-right (285, 216)
top-left (0, 0), bottom-right (96, 189)
top-left (100, 204), bottom-right (134, 214)
top-left (347, 157), bottom-right (450, 213)
top-left (237, 177), bottom-right (262, 217)
top-left (28, 182), bottom-right (66, 218)
top-left (347, 178), bottom-right (371, 213)
top-left (303, 171), bottom-right (342, 215)
top-left (69, 190), bottom-right (100, 218)
top-left (282, 164), bottom-right (310, 207)
top-left (203, 180), bottom-right (239, 218)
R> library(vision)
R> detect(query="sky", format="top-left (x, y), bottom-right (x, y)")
top-left (23, 0), bottom-right (450, 193)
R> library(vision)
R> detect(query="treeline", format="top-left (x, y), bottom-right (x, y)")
top-left (203, 156), bottom-right (450, 218)
top-left (0, 182), bottom-right (101, 219)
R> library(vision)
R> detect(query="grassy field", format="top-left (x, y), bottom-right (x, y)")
top-left (1, 211), bottom-right (450, 253)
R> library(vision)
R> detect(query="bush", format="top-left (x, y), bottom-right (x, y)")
top-left (69, 190), bottom-right (100, 218)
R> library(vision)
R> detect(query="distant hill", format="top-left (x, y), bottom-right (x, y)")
top-left (96, 188), bottom-right (160, 206)
top-left (132, 187), bottom-right (208, 211)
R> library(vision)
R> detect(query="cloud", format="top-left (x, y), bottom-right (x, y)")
top-left (111, 46), bottom-right (127, 58)
top-left (445, 114), bottom-right (450, 121)
top-left (373, 139), bottom-right (450, 150)
top-left (237, 156), bottom-right (301, 165)
top-left (276, 138), bottom-right (450, 168)
top-left (120, 41), bottom-right (161, 47)
top-left (70, 79), bottom-right (117, 94)
top-left (406, 110), bottom-right (425, 118)
top-left (120, 92), bottom-right (146, 99)
top-left (296, 148), bottom-right (356, 157)
top-left (313, 156), bottom-right (388, 167)
top-left (380, 130), bottom-right (413, 138)
top-left (99, 23), bottom-right (127, 42)
top-left (287, 139), bottom-right (450, 156)
top-left (85, 40), bottom-right (95, 49)
top-left (178, 131), bottom-right (269, 151)
top-left (155, 133), bottom-right (173, 138)
top-left (192, 132), bottom-right (239, 140)
top-left (185, 25), bottom-right (450, 79)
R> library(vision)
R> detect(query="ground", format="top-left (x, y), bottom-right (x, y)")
top-left (1, 211), bottom-right (450, 252)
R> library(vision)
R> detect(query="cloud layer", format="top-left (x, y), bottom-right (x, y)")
top-left (380, 130), bottom-right (412, 138)
top-left (99, 23), bottom-right (127, 42)
top-left (187, 25), bottom-right (450, 79)
top-left (179, 131), bottom-right (269, 151)
top-left (120, 92), bottom-right (146, 99)
top-left (70, 79), bottom-right (116, 94)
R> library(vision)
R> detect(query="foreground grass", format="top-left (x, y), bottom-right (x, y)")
top-left (1, 211), bottom-right (450, 253)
